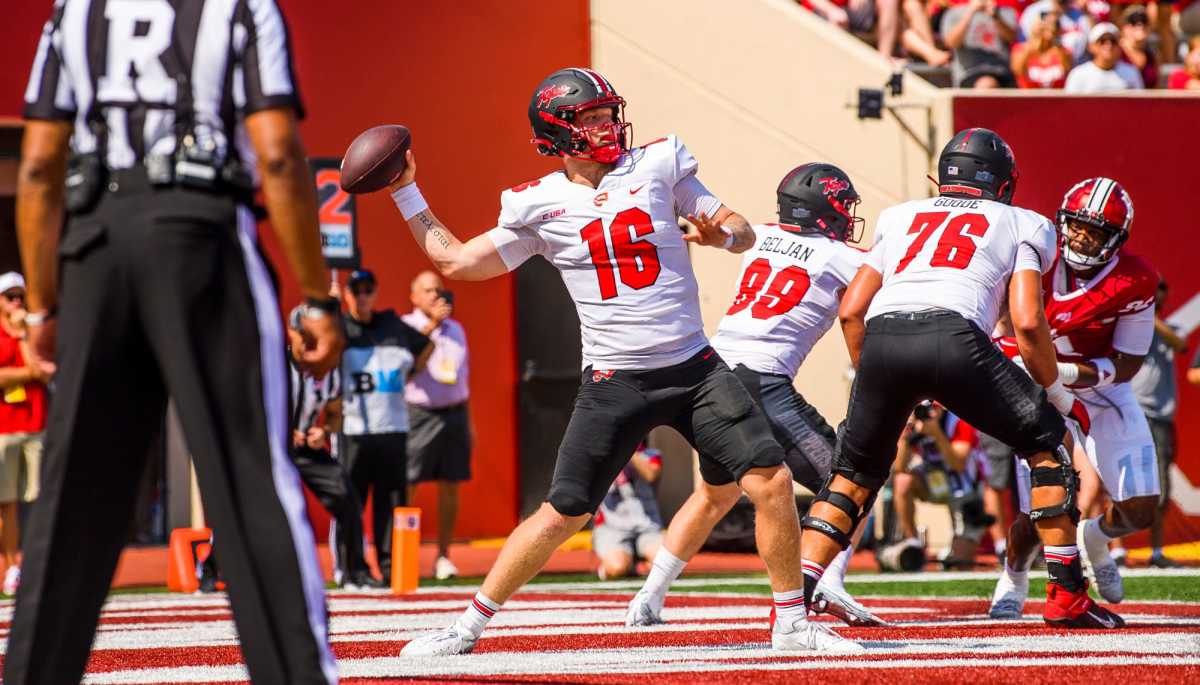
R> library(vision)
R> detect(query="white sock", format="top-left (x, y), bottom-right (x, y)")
top-left (773, 589), bottom-right (807, 627)
top-left (456, 592), bottom-right (500, 639)
top-left (641, 547), bottom-right (687, 604)
top-left (821, 549), bottom-right (851, 591)
top-left (1083, 515), bottom-right (1114, 550)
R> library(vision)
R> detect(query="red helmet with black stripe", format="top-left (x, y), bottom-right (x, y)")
top-left (529, 67), bottom-right (631, 164)
top-left (1056, 177), bottom-right (1134, 269)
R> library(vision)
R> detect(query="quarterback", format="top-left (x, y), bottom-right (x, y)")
top-left (383, 67), bottom-right (856, 655)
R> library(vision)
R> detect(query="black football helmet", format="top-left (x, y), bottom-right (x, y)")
top-left (937, 128), bottom-right (1018, 204)
top-left (776, 163), bottom-right (864, 242)
top-left (529, 67), bottom-right (631, 164)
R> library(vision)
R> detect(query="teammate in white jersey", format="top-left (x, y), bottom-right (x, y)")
top-left (625, 163), bottom-right (884, 629)
top-left (384, 68), bottom-right (853, 655)
top-left (799, 128), bottom-right (1123, 640)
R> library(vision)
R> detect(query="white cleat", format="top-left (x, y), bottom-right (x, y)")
top-left (1091, 562), bottom-right (1125, 604)
top-left (772, 617), bottom-right (866, 653)
top-left (624, 590), bottom-right (664, 626)
top-left (400, 624), bottom-right (477, 656)
top-left (811, 582), bottom-right (887, 627)
top-left (988, 569), bottom-right (1029, 619)
top-left (435, 556), bottom-right (459, 581)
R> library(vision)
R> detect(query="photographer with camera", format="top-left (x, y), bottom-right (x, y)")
top-left (889, 403), bottom-right (995, 569)
top-left (403, 270), bottom-right (473, 580)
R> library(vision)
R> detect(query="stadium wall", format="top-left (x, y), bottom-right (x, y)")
top-left (1, 2), bottom-right (592, 541)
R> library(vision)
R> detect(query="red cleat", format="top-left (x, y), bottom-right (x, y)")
top-left (1043, 581), bottom-right (1125, 629)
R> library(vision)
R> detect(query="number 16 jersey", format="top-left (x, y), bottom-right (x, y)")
top-left (864, 196), bottom-right (1058, 333)
top-left (486, 135), bottom-right (722, 371)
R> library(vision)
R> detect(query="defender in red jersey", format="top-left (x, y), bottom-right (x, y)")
top-left (991, 177), bottom-right (1157, 618)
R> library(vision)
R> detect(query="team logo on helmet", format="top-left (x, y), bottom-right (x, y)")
top-left (536, 84), bottom-right (573, 109)
top-left (818, 176), bottom-right (850, 197)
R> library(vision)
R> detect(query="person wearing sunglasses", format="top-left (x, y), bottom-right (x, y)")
top-left (0, 272), bottom-right (50, 600)
top-left (1065, 22), bottom-right (1146, 91)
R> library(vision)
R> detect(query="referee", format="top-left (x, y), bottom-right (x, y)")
top-left (12, 1), bottom-right (341, 683)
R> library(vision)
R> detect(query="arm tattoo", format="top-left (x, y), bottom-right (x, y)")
top-left (416, 212), bottom-right (451, 250)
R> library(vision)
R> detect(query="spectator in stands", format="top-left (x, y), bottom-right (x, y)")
top-left (1168, 36), bottom-right (1200, 88)
top-left (1012, 7), bottom-right (1076, 87)
top-left (801, 0), bottom-right (905, 64)
top-left (0, 273), bottom-right (48, 597)
top-left (1131, 279), bottom-right (1186, 568)
top-left (891, 403), bottom-right (994, 568)
top-left (340, 269), bottom-right (432, 584)
top-left (1181, 0), bottom-right (1200, 49)
top-left (1065, 22), bottom-right (1146, 90)
top-left (1119, 5), bottom-right (1159, 86)
top-left (592, 443), bottom-right (664, 580)
top-left (942, 0), bottom-right (1020, 87)
top-left (403, 271), bottom-right (473, 581)
top-left (1020, 0), bottom-right (1094, 62)
top-left (902, 0), bottom-right (953, 65)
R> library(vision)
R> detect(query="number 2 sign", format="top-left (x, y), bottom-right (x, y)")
top-left (310, 157), bottom-right (361, 270)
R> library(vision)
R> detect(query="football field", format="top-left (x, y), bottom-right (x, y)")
top-left (3, 570), bottom-right (1198, 683)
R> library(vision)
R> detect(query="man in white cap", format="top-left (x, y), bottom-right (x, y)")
top-left (0, 272), bottom-right (51, 597)
top-left (1065, 22), bottom-right (1145, 92)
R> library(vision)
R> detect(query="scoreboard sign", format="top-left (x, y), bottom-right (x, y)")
top-left (310, 157), bottom-right (361, 270)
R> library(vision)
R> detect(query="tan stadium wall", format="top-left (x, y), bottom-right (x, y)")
top-left (592, 0), bottom-right (953, 428)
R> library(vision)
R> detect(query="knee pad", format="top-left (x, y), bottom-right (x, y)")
top-left (547, 487), bottom-right (593, 519)
top-left (1024, 444), bottom-right (1080, 524)
top-left (801, 477), bottom-right (877, 550)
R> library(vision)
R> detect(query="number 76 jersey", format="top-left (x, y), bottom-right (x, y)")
top-left (711, 226), bottom-right (865, 379)
top-left (864, 196), bottom-right (1058, 333)
top-left (486, 135), bottom-right (718, 371)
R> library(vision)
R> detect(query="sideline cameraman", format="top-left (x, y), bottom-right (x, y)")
top-left (890, 403), bottom-right (994, 568)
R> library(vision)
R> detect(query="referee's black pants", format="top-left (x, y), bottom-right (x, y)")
top-left (292, 445), bottom-right (369, 577)
top-left (3, 178), bottom-right (336, 684)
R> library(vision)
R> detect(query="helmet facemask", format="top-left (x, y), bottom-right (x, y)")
top-left (533, 98), bottom-right (632, 164)
top-left (1057, 213), bottom-right (1127, 270)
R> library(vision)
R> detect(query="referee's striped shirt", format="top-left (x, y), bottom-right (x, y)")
top-left (23, 0), bottom-right (304, 176)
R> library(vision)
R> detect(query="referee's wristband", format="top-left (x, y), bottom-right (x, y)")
top-left (391, 182), bottom-right (429, 221)
top-left (24, 309), bottom-right (55, 327)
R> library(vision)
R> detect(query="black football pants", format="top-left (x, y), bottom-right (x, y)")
top-left (341, 431), bottom-right (408, 577)
top-left (292, 445), bottom-right (369, 577)
top-left (3, 177), bottom-right (336, 684)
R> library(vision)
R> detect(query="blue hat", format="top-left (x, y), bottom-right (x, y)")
top-left (348, 269), bottom-right (376, 286)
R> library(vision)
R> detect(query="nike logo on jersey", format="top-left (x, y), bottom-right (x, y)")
top-left (629, 184), bottom-right (647, 195)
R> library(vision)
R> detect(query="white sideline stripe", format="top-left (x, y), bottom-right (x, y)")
top-left (80, 652), bottom-right (1200, 683)
top-left (236, 208), bottom-right (337, 684)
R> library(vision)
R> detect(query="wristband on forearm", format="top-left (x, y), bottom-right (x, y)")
top-left (1089, 357), bottom-right (1117, 387)
top-left (1056, 361), bottom-right (1080, 386)
top-left (719, 226), bottom-right (735, 250)
top-left (391, 182), bottom-right (429, 221)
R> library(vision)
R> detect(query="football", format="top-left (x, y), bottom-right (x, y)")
top-left (338, 124), bottom-right (411, 194)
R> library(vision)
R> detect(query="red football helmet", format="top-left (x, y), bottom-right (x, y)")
top-left (1055, 177), bottom-right (1133, 269)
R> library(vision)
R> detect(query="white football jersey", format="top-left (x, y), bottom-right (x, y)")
top-left (864, 196), bottom-right (1057, 332)
top-left (486, 135), bottom-right (721, 370)
top-left (711, 226), bottom-right (864, 378)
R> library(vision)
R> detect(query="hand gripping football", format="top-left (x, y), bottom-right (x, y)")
top-left (339, 125), bottom-right (411, 194)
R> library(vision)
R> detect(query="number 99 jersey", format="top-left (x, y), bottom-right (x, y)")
top-left (864, 197), bottom-right (1058, 333)
top-left (486, 135), bottom-right (722, 371)
top-left (711, 226), bottom-right (865, 379)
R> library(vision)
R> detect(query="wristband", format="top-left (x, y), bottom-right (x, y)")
top-left (1056, 361), bottom-right (1081, 386)
top-left (390, 182), bottom-right (429, 221)
top-left (304, 296), bottom-right (340, 321)
top-left (720, 226), bottom-right (735, 250)
top-left (24, 309), bottom-right (55, 327)
top-left (1089, 357), bottom-right (1117, 387)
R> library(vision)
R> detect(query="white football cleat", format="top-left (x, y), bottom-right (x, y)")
top-left (811, 582), bottom-right (887, 627)
top-left (624, 590), bottom-right (664, 626)
top-left (400, 624), bottom-right (477, 656)
top-left (1080, 520), bottom-right (1124, 604)
top-left (772, 616), bottom-right (865, 654)
top-left (435, 556), bottom-right (459, 581)
top-left (988, 568), bottom-right (1029, 619)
